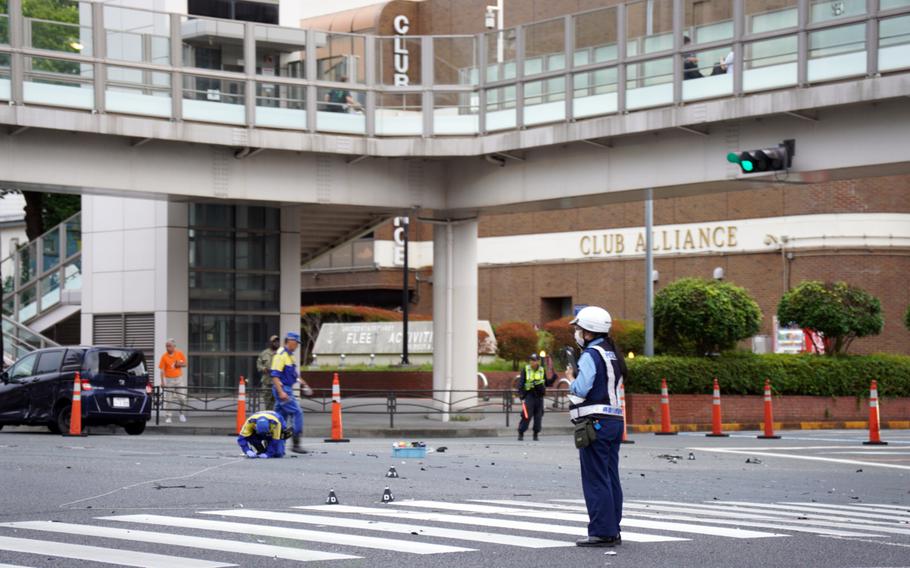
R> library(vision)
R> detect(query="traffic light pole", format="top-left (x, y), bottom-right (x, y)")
top-left (644, 188), bottom-right (654, 357)
top-left (401, 217), bottom-right (410, 366)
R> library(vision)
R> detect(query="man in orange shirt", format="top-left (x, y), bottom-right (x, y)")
top-left (158, 339), bottom-right (188, 424)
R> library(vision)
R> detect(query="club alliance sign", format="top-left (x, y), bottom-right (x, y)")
top-left (580, 224), bottom-right (739, 256)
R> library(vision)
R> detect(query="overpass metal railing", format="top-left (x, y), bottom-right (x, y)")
top-left (152, 385), bottom-right (572, 428)
top-left (0, 1), bottom-right (909, 142)
top-left (0, 212), bottom-right (81, 326)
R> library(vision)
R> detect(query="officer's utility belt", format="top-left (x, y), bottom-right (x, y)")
top-left (569, 404), bottom-right (623, 421)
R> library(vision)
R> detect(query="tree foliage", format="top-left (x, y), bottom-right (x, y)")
top-left (23, 0), bottom-right (82, 74)
top-left (654, 277), bottom-right (762, 356)
top-left (494, 321), bottom-right (538, 371)
top-left (777, 281), bottom-right (883, 355)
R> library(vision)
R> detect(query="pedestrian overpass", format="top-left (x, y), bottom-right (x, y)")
top-left (1, 0), bottom-right (909, 397)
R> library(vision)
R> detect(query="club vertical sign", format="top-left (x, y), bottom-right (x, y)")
top-left (393, 15), bottom-right (410, 86)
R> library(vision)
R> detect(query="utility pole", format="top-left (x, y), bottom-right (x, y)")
top-left (400, 216), bottom-right (411, 366)
top-left (644, 189), bottom-right (654, 356)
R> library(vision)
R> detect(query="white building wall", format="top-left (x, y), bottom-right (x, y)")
top-left (280, 0), bottom-right (381, 26)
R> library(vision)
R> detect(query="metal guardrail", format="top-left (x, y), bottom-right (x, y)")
top-left (0, 1), bottom-right (908, 141)
top-left (152, 384), bottom-right (572, 428)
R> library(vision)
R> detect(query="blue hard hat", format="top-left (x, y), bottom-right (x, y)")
top-left (286, 332), bottom-right (301, 343)
top-left (255, 417), bottom-right (271, 436)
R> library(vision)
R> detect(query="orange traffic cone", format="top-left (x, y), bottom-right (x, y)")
top-left (655, 378), bottom-right (677, 435)
top-left (620, 383), bottom-right (634, 444)
top-left (236, 376), bottom-right (247, 435)
top-left (64, 372), bottom-right (86, 437)
top-left (757, 379), bottom-right (781, 439)
top-left (324, 373), bottom-right (350, 443)
top-left (863, 380), bottom-right (887, 446)
top-left (706, 378), bottom-right (729, 437)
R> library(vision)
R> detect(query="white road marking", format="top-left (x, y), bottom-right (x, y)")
top-left (781, 502), bottom-right (910, 519)
top-left (296, 505), bottom-right (686, 543)
top-left (0, 535), bottom-right (233, 568)
top-left (0, 564), bottom-right (37, 568)
top-left (101, 514), bottom-right (472, 555)
top-left (687, 447), bottom-right (910, 471)
top-left (855, 504), bottom-right (910, 511)
top-left (472, 500), bottom-right (882, 538)
top-left (2, 521), bottom-right (356, 563)
top-left (826, 451), bottom-right (910, 455)
top-left (202, 509), bottom-right (572, 548)
top-left (394, 500), bottom-right (785, 539)
top-left (710, 502), bottom-right (910, 526)
top-left (819, 535), bottom-right (910, 549)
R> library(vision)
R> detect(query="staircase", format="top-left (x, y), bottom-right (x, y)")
top-left (2, 315), bottom-right (59, 366)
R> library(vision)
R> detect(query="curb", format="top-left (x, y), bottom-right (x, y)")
top-left (629, 420), bottom-right (910, 433)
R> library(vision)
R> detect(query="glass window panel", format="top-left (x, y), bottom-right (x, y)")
top-left (377, 36), bottom-right (422, 86)
top-left (484, 28), bottom-right (518, 82)
top-left (745, 0), bottom-right (797, 34)
top-left (19, 285), bottom-right (37, 321)
top-left (42, 228), bottom-right (61, 271)
top-left (574, 8), bottom-right (618, 65)
top-left (810, 0), bottom-right (865, 23)
top-left (64, 259), bottom-right (81, 290)
top-left (106, 65), bottom-right (171, 117)
top-left (104, 5), bottom-right (170, 65)
top-left (376, 92), bottom-right (423, 136)
top-left (235, 232), bottom-right (280, 271)
top-left (189, 271), bottom-right (233, 310)
top-left (626, 56), bottom-right (674, 110)
top-left (189, 230), bottom-right (234, 269)
top-left (524, 18), bottom-right (564, 76)
top-left (1, 257), bottom-right (14, 295)
top-left (235, 273), bottom-right (279, 311)
top-left (182, 74), bottom-right (245, 125)
top-left (65, 215), bottom-right (81, 257)
top-left (235, 206), bottom-right (280, 231)
top-left (434, 36), bottom-right (476, 85)
top-left (352, 239), bottom-right (374, 267)
top-left (190, 203), bottom-right (233, 229)
top-left (24, 0), bottom-right (92, 57)
top-left (188, 354), bottom-right (260, 391)
top-left (685, 0), bottom-right (733, 44)
top-left (256, 79), bottom-right (306, 129)
top-left (233, 314), bottom-right (280, 353)
top-left (330, 242), bottom-right (352, 268)
top-left (315, 32), bottom-right (366, 84)
top-left (316, 87), bottom-right (366, 134)
top-left (255, 24), bottom-right (306, 78)
top-left (683, 44), bottom-right (734, 80)
top-left (573, 68), bottom-right (619, 119)
top-left (181, 15), bottom-right (245, 72)
top-left (19, 242), bottom-right (36, 285)
top-left (881, 0), bottom-right (910, 8)
top-left (809, 23), bottom-right (866, 57)
top-left (880, 14), bottom-right (910, 47)
top-left (1, 14), bottom-right (8, 46)
top-left (40, 272), bottom-right (60, 309)
top-left (433, 91), bottom-right (479, 136)
top-left (626, 0), bottom-right (674, 56)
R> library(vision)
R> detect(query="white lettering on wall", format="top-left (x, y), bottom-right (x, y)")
top-left (393, 15), bottom-right (410, 86)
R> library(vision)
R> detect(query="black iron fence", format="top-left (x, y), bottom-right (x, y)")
top-left (152, 384), bottom-right (572, 428)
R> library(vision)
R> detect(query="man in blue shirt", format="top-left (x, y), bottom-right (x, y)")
top-left (271, 332), bottom-right (313, 455)
top-left (565, 306), bottom-right (627, 548)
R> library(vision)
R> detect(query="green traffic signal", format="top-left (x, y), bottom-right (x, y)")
top-left (726, 152), bottom-right (739, 164)
top-left (727, 151), bottom-right (754, 172)
top-left (741, 159), bottom-right (754, 172)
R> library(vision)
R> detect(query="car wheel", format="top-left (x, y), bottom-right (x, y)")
top-left (56, 405), bottom-right (71, 434)
top-left (47, 422), bottom-right (61, 434)
top-left (123, 421), bottom-right (146, 436)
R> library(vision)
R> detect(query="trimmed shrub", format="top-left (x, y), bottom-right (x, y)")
top-left (655, 278), bottom-right (762, 356)
top-left (612, 319), bottom-right (645, 356)
top-left (495, 321), bottom-right (538, 370)
top-left (626, 353), bottom-right (910, 397)
top-left (778, 281), bottom-right (883, 355)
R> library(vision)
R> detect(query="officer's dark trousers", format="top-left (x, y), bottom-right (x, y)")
top-left (517, 393), bottom-right (544, 434)
top-left (579, 418), bottom-right (624, 537)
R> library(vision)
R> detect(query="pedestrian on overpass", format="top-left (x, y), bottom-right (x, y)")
top-left (237, 410), bottom-right (292, 458)
top-left (516, 353), bottom-right (557, 441)
top-left (565, 306), bottom-right (626, 547)
top-left (271, 332), bottom-right (314, 454)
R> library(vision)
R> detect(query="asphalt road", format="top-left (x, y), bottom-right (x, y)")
top-left (0, 428), bottom-right (908, 568)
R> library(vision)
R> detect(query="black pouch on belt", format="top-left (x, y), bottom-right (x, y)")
top-left (573, 418), bottom-right (597, 449)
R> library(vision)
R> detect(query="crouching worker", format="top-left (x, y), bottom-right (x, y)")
top-left (237, 411), bottom-right (292, 459)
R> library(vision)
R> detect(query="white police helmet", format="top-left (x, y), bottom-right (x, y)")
top-left (570, 306), bottom-right (613, 334)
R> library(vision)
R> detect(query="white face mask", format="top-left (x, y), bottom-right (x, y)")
top-left (574, 329), bottom-right (586, 347)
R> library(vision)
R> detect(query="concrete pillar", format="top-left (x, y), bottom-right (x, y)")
top-left (280, 205), bottom-right (302, 363)
top-left (432, 218), bottom-right (478, 419)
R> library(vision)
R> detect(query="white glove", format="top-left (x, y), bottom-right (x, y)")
top-left (258, 454), bottom-right (270, 459)
top-left (302, 384), bottom-right (314, 397)
top-left (245, 450), bottom-right (257, 458)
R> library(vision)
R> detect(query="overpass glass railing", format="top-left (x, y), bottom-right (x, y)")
top-left (1, 213), bottom-right (81, 326)
top-left (0, 0), bottom-right (908, 140)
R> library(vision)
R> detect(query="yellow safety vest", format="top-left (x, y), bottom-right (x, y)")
top-left (523, 366), bottom-right (546, 391)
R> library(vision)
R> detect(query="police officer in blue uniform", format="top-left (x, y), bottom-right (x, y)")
top-left (565, 306), bottom-right (627, 547)
top-left (271, 332), bottom-right (313, 455)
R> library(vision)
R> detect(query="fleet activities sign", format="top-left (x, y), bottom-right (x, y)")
top-left (314, 322), bottom-right (434, 356)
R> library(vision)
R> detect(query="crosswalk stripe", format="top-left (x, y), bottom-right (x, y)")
top-left (0, 563), bottom-right (37, 568)
top-left (295, 505), bottom-right (686, 543)
top-left (708, 501), bottom-right (910, 528)
top-left (855, 503), bottom-right (910, 511)
top-left (101, 514), bottom-right (473, 555)
top-left (781, 502), bottom-right (910, 518)
top-left (471, 500), bottom-right (884, 537)
top-left (0, 535), bottom-right (233, 568)
top-left (747, 502), bottom-right (910, 522)
top-left (2, 521), bottom-right (357, 563)
top-left (394, 500), bottom-right (785, 539)
top-left (202, 509), bottom-right (572, 548)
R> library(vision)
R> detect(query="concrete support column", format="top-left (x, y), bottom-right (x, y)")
top-left (280, 205), bottom-right (302, 362)
top-left (432, 218), bottom-right (478, 419)
top-left (153, 202), bottom-right (189, 387)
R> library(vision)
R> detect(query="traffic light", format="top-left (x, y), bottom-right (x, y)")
top-left (727, 139), bottom-right (795, 174)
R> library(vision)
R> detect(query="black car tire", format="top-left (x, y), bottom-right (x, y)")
top-left (0, 425), bottom-right (4, 431)
top-left (55, 405), bottom-right (71, 435)
top-left (123, 421), bottom-right (146, 436)
top-left (47, 422), bottom-right (61, 434)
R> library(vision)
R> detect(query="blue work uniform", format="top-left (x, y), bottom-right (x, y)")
top-left (236, 411), bottom-right (287, 458)
top-left (271, 347), bottom-right (303, 436)
top-left (569, 337), bottom-right (625, 539)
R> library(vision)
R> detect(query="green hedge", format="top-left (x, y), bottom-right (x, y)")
top-left (626, 354), bottom-right (910, 398)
